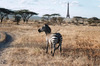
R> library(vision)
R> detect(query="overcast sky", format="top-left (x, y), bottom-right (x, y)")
top-left (0, 0), bottom-right (100, 18)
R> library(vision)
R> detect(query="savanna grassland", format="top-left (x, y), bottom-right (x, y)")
top-left (0, 22), bottom-right (100, 66)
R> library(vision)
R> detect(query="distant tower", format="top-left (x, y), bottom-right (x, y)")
top-left (66, 2), bottom-right (70, 18)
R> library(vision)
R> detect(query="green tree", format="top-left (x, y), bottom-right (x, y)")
top-left (57, 17), bottom-right (64, 25)
top-left (81, 17), bottom-right (87, 25)
top-left (0, 8), bottom-right (14, 23)
top-left (41, 17), bottom-right (47, 22)
top-left (51, 13), bottom-right (60, 23)
top-left (51, 13), bottom-right (60, 17)
top-left (43, 14), bottom-right (51, 21)
top-left (50, 17), bottom-right (57, 23)
top-left (14, 16), bottom-right (21, 25)
top-left (73, 16), bottom-right (82, 25)
top-left (14, 9), bottom-right (38, 23)
top-left (88, 17), bottom-right (99, 26)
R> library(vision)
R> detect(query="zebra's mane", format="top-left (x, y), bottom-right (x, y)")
top-left (45, 24), bottom-right (51, 33)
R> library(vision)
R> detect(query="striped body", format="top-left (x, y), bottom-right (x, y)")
top-left (38, 24), bottom-right (62, 56)
top-left (46, 33), bottom-right (62, 45)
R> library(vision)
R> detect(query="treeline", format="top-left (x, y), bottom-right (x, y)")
top-left (0, 8), bottom-right (100, 26)
top-left (40, 16), bottom-right (100, 26)
top-left (41, 13), bottom-right (64, 25)
top-left (71, 16), bottom-right (100, 26)
top-left (0, 8), bottom-right (64, 25)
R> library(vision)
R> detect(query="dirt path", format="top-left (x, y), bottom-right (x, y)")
top-left (0, 32), bottom-right (14, 65)
top-left (0, 32), bottom-right (13, 48)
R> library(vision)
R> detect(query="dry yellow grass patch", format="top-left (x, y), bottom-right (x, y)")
top-left (0, 23), bottom-right (100, 66)
top-left (0, 32), bottom-right (6, 43)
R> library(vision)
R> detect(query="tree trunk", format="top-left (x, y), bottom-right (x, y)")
top-left (1, 17), bottom-right (3, 23)
top-left (83, 21), bottom-right (84, 26)
top-left (95, 21), bottom-right (97, 26)
top-left (26, 17), bottom-right (30, 23)
top-left (17, 21), bottom-right (19, 25)
top-left (23, 19), bottom-right (26, 22)
top-left (26, 19), bottom-right (28, 24)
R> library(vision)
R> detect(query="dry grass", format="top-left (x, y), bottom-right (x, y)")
top-left (0, 22), bottom-right (100, 66)
top-left (0, 32), bottom-right (6, 43)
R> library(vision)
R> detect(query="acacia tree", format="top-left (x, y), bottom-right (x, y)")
top-left (57, 17), bottom-right (64, 25)
top-left (88, 17), bottom-right (99, 26)
top-left (51, 13), bottom-right (60, 17)
top-left (51, 13), bottom-right (60, 23)
top-left (15, 9), bottom-right (38, 23)
top-left (14, 16), bottom-right (21, 25)
top-left (41, 17), bottom-right (47, 22)
top-left (73, 16), bottom-right (82, 25)
top-left (43, 14), bottom-right (51, 21)
top-left (81, 17), bottom-right (87, 25)
top-left (0, 8), bottom-right (14, 23)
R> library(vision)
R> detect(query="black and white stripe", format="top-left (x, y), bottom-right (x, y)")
top-left (38, 24), bottom-right (62, 56)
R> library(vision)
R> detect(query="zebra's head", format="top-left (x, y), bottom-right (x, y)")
top-left (38, 24), bottom-right (51, 34)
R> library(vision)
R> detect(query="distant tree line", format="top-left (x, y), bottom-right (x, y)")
top-left (72, 16), bottom-right (100, 26)
top-left (42, 13), bottom-right (64, 25)
top-left (0, 8), bottom-right (100, 26)
top-left (41, 15), bottom-right (100, 26)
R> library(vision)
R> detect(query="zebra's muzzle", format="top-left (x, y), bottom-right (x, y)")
top-left (38, 29), bottom-right (42, 33)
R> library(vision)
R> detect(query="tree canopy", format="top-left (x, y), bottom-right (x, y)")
top-left (43, 14), bottom-right (51, 20)
top-left (0, 8), bottom-right (14, 14)
top-left (43, 14), bottom-right (51, 17)
top-left (51, 13), bottom-right (60, 17)
top-left (14, 9), bottom-right (38, 15)
top-left (14, 9), bottom-right (38, 22)
top-left (88, 17), bottom-right (99, 25)
top-left (0, 8), bottom-right (14, 22)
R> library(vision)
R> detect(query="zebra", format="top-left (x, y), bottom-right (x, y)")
top-left (38, 24), bottom-right (62, 56)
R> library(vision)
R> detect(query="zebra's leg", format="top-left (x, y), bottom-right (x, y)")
top-left (59, 41), bottom-right (62, 53)
top-left (55, 44), bottom-right (59, 50)
top-left (52, 44), bottom-right (56, 56)
top-left (51, 43), bottom-right (53, 54)
top-left (46, 41), bottom-right (49, 53)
